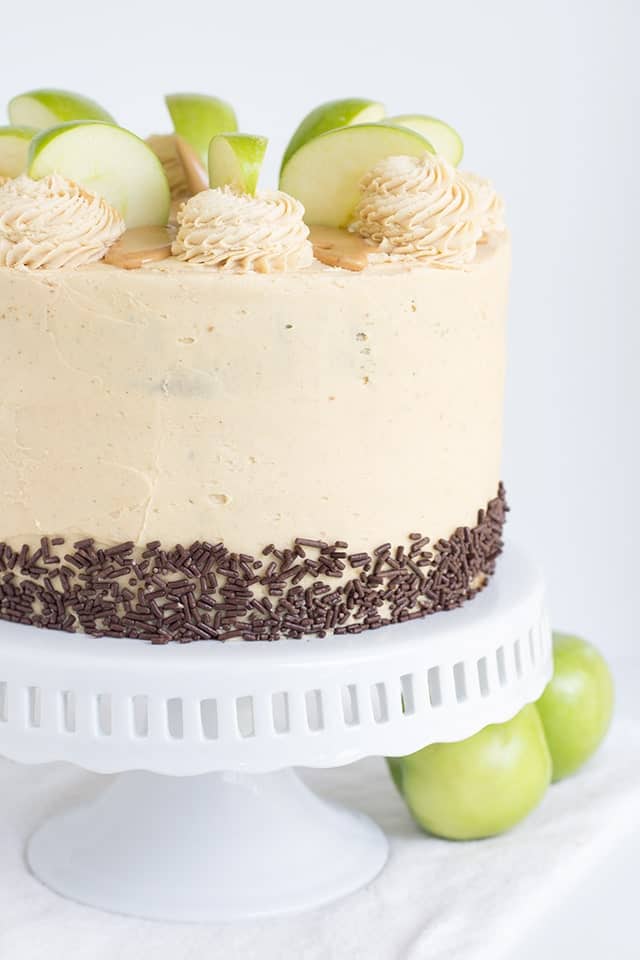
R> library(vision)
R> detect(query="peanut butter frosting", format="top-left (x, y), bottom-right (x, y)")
top-left (172, 186), bottom-right (313, 273)
top-left (350, 154), bottom-right (504, 268)
top-left (461, 170), bottom-right (505, 240)
top-left (0, 236), bottom-right (509, 559)
top-left (0, 174), bottom-right (125, 270)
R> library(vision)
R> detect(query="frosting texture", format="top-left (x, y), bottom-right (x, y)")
top-left (461, 170), bottom-right (505, 241)
top-left (0, 174), bottom-right (124, 269)
top-left (172, 186), bottom-right (313, 272)
top-left (351, 154), bottom-right (504, 268)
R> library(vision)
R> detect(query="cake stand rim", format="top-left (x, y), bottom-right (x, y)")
top-left (0, 541), bottom-right (553, 774)
top-left (0, 540), bottom-right (541, 667)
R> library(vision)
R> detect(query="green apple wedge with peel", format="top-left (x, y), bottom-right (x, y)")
top-left (387, 114), bottom-right (464, 166)
top-left (399, 705), bottom-right (551, 840)
top-left (280, 97), bottom-right (385, 175)
top-left (9, 89), bottom-right (114, 129)
top-left (279, 123), bottom-right (434, 227)
top-left (536, 633), bottom-right (614, 782)
top-left (209, 134), bottom-right (268, 195)
top-left (0, 126), bottom-right (38, 177)
top-left (165, 94), bottom-right (237, 166)
top-left (28, 122), bottom-right (170, 228)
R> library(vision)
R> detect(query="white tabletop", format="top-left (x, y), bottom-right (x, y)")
top-left (0, 655), bottom-right (637, 959)
top-left (517, 654), bottom-right (639, 960)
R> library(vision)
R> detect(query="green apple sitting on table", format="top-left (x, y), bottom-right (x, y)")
top-left (388, 633), bottom-right (613, 840)
top-left (9, 88), bottom-right (114, 129)
top-left (27, 121), bottom-right (170, 227)
top-left (165, 93), bottom-right (237, 166)
top-left (536, 633), bottom-right (614, 781)
top-left (392, 705), bottom-right (551, 840)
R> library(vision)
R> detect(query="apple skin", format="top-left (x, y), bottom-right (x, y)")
top-left (281, 97), bottom-right (385, 174)
top-left (535, 633), bottom-right (614, 782)
top-left (165, 93), bottom-right (237, 166)
top-left (280, 123), bottom-right (433, 228)
top-left (9, 89), bottom-right (114, 129)
top-left (398, 705), bottom-right (551, 840)
top-left (386, 756), bottom-right (404, 794)
top-left (387, 114), bottom-right (464, 166)
top-left (28, 121), bottom-right (170, 228)
top-left (208, 133), bottom-right (268, 195)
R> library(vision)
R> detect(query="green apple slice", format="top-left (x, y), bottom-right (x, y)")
top-left (28, 121), bottom-right (170, 227)
top-left (9, 89), bottom-right (114, 130)
top-left (281, 97), bottom-right (385, 174)
top-left (165, 93), bottom-right (237, 166)
top-left (387, 114), bottom-right (463, 165)
top-left (279, 123), bottom-right (434, 227)
top-left (209, 133), bottom-right (268, 195)
top-left (0, 125), bottom-right (38, 177)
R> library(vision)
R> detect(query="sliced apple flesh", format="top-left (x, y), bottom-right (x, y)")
top-left (281, 97), bottom-right (385, 173)
top-left (9, 89), bottom-right (114, 129)
top-left (28, 122), bottom-right (170, 228)
top-left (0, 125), bottom-right (38, 177)
top-left (279, 123), bottom-right (434, 227)
top-left (387, 114), bottom-right (463, 166)
top-left (165, 93), bottom-right (237, 166)
top-left (209, 133), bottom-right (268, 195)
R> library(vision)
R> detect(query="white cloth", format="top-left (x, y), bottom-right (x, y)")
top-left (0, 719), bottom-right (638, 960)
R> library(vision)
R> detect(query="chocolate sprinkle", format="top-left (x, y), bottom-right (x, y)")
top-left (0, 485), bottom-right (507, 644)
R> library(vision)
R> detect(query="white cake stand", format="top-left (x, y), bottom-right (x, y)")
top-left (0, 544), bottom-right (551, 922)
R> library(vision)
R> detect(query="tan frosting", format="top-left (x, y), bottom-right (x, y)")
top-left (461, 170), bottom-right (506, 240)
top-left (172, 186), bottom-right (313, 273)
top-left (0, 235), bottom-right (509, 556)
top-left (351, 154), bottom-right (504, 268)
top-left (0, 175), bottom-right (125, 270)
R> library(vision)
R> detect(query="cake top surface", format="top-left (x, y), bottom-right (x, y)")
top-left (0, 90), bottom-right (505, 276)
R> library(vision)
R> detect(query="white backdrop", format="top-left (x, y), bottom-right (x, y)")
top-left (2, 0), bottom-right (637, 655)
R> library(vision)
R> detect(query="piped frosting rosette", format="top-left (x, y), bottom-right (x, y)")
top-left (350, 154), bottom-right (505, 268)
top-left (172, 186), bottom-right (313, 273)
top-left (0, 174), bottom-right (125, 269)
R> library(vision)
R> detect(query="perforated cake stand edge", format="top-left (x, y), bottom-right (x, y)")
top-left (0, 543), bottom-right (552, 922)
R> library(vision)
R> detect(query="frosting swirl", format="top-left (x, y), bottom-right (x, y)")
top-left (460, 170), bottom-right (505, 240)
top-left (0, 174), bottom-right (124, 270)
top-left (350, 154), bottom-right (504, 268)
top-left (172, 187), bottom-right (313, 272)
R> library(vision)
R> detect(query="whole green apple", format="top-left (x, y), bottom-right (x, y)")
top-left (386, 756), bottom-right (404, 794)
top-left (399, 705), bottom-right (551, 840)
top-left (536, 633), bottom-right (614, 782)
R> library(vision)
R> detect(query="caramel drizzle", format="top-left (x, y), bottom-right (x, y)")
top-left (104, 225), bottom-right (176, 269)
top-left (309, 225), bottom-right (371, 272)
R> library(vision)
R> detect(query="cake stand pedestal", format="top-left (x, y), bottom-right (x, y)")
top-left (0, 544), bottom-right (551, 922)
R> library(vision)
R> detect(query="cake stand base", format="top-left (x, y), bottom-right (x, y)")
top-left (27, 767), bottom-right (388, 922)
top-left (1, 545), bottom-right (551, 922)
